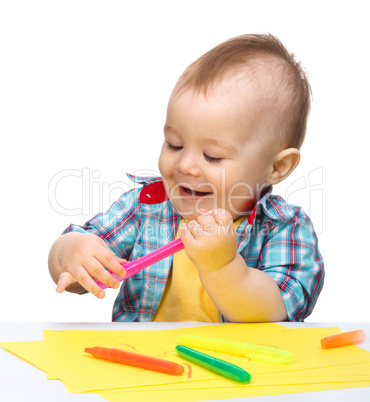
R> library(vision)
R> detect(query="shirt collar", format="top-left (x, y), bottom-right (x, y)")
top-left (126, 173), bottom-right (162, 185)
top-left (254, 186), bottom-right (296, 222)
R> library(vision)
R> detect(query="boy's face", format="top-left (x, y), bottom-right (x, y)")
top-left (158, 78), bottom-right (276, 221)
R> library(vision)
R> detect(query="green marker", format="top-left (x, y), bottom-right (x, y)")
top-left (175, 345), bottom-right (251, 383)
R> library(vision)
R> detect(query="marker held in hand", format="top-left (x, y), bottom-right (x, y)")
top-left (95, 238), bottom-right (185, 289)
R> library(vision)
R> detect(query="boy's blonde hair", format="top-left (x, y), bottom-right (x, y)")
top-left (175, 34), bottom-right (311, 150)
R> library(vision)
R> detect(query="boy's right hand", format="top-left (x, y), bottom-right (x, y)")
top-left (49, 232), bottom-right (127, 299)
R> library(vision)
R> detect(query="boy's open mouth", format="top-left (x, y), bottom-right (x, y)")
top-left (179, 186), bottom-right (212, 198)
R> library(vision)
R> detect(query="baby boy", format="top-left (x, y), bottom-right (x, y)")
top-left (49, 34), bottom-right (324, 323)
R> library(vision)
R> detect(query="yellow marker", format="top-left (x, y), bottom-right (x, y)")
top-left (177, 335), bottom-right (294, 364)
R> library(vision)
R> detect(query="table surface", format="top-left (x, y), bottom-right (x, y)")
top-left (1, 321), bottom-right (370, 402)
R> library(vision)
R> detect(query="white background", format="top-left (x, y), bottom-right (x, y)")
top-left (0, 0), bottom-right (368, 323)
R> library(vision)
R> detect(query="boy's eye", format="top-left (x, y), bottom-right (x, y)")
top-left (204, 153), bottom-right (223, 163)
top-left (166, 142), bottom-right (183, 151)
top-left (166, 141), bottom-right (222, 163)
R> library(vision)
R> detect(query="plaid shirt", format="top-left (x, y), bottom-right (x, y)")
top-left (64, 174), bottom-right (324, 322)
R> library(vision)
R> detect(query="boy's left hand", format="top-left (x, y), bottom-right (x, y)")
top-left (180, 209), bottom-right (238, 272)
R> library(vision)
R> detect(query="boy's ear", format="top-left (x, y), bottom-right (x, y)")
top-left (266, 148), bottom-right (301, 185)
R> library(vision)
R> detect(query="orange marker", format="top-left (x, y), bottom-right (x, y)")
top-left (84, 346), bottom-right (184, 375)
top-left (321, 329), bottom-right (366, 349)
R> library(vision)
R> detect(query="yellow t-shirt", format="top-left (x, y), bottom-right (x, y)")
top-left (153, 217), bottom-right (246, 322)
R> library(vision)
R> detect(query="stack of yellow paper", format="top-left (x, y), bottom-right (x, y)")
top-left (1, 323), bottom-right (370, 401)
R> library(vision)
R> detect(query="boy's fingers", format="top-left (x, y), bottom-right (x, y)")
top-left (186, 220), bottom-right (206, 238)
top-left (56, 271), bottom-right (75, 293)
top-left (211, 208), bottom-right (233, 226)
top-left (95, 248), bottom-right (127, 278)
top-left (117, 257), bottom-right (128, 266)
top-left (84, 257), bottom-right (121, 290)
top-left (179, 221), bottom-right (193, 242)
top-left (76, 270), bottom-right (106, 299)
top-left (197, 213), bottom-right (216, 231)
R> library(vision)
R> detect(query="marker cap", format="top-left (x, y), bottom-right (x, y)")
top-left (321, 329), bottom-right (366, 349)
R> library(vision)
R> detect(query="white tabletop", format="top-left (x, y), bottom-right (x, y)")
top-left (1, 321), bottom-right (370, 402)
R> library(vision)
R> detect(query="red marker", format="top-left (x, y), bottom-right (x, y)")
top-left (84, 346), bottom-right (184, 375)
top-left (321, 329), bottom-right (366, 349)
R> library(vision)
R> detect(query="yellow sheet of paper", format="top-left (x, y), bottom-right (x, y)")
top-left (1, 323), bottom-right (370, 401)
top-left (96, 380), bottom-right (370, 402)
top-left (45, 362), bottom-right (370, 401)
top-left (45, 362), bottom-right (370, 399)
top-left (38, 324), bottom-right (370, 392)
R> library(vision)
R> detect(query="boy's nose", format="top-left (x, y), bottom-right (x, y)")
top-left (177, 152), bottom-right (201, 177)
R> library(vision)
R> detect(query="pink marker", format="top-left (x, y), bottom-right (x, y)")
top-left (95, 238), bottom-right (184, 289)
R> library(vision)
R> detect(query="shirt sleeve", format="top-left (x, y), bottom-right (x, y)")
top-left (63, 187), bottom-right (142, 260)
top-left (258, 212), bottom-right (325, 321)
